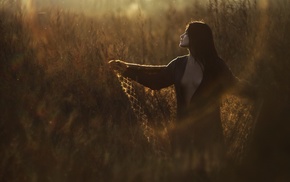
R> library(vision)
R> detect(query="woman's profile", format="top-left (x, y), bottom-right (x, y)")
top-left (109, 21), bottom-right (253, 180)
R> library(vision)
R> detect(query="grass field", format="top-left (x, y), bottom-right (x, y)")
top-left (1, 0), bottom-right (290, 181)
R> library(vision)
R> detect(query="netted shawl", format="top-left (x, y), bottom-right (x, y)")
top-left (114, 71), bottom-right (263, 162)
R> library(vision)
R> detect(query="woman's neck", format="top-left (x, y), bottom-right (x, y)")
top-left (188, 54), bottom-right (204, 71)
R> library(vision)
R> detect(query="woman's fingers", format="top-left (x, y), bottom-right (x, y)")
top-left (108, 60), bottom-right (127, 73)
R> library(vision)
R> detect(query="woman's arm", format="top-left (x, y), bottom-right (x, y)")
top-left (219, 59), bottom-right (257, 99)
top-left (224, 68), bottom-right (257, 100)
top-left (232, 77), bottom-right (258, 100)
top-left (109, 60), bottom-right (176, 90)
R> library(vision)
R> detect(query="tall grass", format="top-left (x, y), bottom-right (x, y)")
top-left (1, 0), bottom-right (290, 181)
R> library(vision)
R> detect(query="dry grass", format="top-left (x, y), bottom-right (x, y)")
top-left (1, 0), bottom-right (290, 181)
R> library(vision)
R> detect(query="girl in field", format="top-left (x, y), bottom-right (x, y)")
top-left (109, 21), bottom-right (251, 180)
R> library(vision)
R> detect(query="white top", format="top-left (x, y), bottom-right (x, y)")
top-left (180, 56), bottom-right (204, 107)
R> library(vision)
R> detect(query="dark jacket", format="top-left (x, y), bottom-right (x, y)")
top-left (122, 55), bottom-right (255, 169)
top-left (123, 55), bottom-right (237, 120)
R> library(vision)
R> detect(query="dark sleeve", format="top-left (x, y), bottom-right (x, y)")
top-left (221, 61), bottom-right (257, 99)
top-left (232, 77), bottom-right (258, 99)
top-left (123, 59), bottom-right (176, 90)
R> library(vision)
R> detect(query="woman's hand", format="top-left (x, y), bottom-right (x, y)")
top-left (108, 60), bottom-right (128, 74)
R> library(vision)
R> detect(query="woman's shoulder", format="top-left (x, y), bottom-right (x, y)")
top-left (168, 55), bottom-right (188, 64)
top-left (164, 55), bottom-right (188, 72)
top-left (176, 55), bottom-right (189, 61)
top-left (166, 55), bottom-right (187, 69)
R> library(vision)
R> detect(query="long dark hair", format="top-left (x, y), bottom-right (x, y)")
top-left (186, 21), bottom-right (219, 69)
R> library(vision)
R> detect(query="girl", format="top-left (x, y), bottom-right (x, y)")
top-left (109, 21), bottom-right (251, 179)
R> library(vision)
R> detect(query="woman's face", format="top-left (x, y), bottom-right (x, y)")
top-left (179, 32), bottom-right (189, 48)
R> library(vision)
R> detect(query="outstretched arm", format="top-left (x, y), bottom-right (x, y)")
top-left (234, 77), bottom-right (258, 100)
top-left (219, 59), bottom-right (258, 100)
top-left (109, 60), bottom-right (175, 90)
top-left (226, 71), bottom-right (258, 100)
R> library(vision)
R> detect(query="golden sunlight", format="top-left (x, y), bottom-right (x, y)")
top-left (18, 0), bottom-right (189, 17)
top-left (21, 0), bottom-right (34, 13)
top-left (257, 0), bottom-right (269, 10)
top-left (126, 2), bottom-right (140, 17)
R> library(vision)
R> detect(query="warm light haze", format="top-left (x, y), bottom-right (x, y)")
top-left (19, 0), bottom-right (202, 17)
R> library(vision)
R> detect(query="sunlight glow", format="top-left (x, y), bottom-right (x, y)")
top-left (22, 0), bottom-right (34, 13)
top-left (257, 0), bottom-right (269, 10)
top-left (18, 0), bottom-right (190, 17)
top-left (126, 2), bottom-right (140, 17)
